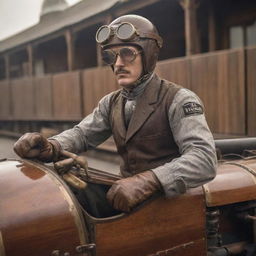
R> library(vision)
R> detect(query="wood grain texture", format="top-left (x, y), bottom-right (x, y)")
top-left (52, 71), bottom-right (82, 120)
top-left (203, 158), bottom-right (256, 207)
top-left (11, 78), bottom-right (35, 120)
top-left (246, 46), bottom-right (256, 136)
top-left (156, 49), bottom-right (246, 135)
top-left (156, 57), bottom-right (190, 89)
top-left (0, 48), bottom-right (250, 137)
top-left (93, 188), bottom-right (206, 256)
top-left (0, 160), bottom-right (88, 256)
top-left (81, 66), bottom-right (118, 116)
top-left (34, 75), bottom-right (53, 120)
top-left (0, 80), bottom-right (11, 120)
top-left (189, 49), bottom-right (245, 135)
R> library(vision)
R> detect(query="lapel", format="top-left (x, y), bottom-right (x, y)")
top-left (113, 94), bottom-right (127, 140)
top-left (125, 74), bottom-right (161, 143)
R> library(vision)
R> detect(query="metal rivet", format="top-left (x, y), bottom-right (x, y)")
top-left (51, 250), bottom-right (60, 256)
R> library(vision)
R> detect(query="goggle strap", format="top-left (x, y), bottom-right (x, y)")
top-left (139, 32), bottom-right (163, 48)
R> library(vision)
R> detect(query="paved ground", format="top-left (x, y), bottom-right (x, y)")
top-left (0, 136), bottom-right (17, 159)
top-left (0, 136), bottom-right (119, 174)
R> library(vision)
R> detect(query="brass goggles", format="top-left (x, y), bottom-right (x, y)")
top-left (96, 22), bottom-right (139, 44)
top-left (101, 47), bottom-right (141, 65)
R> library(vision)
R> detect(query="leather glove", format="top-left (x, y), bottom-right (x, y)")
top-left (106, 170), bottom-right (162, 212)
top-left (54, 158), bottom-right (75, 175)
top-left (13, 132), bottom-right (61, 162)
top-left (54, 153), bottom-right (88, 175)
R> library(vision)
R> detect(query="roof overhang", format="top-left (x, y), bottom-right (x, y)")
top-left (0, 0), bottom-right (121, 53)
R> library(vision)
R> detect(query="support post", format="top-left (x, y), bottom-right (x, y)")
top-left (4, 54), bottom-right (10, 80)
top-left (208, 0), bottom-right (216, 51)
top-left (65, 29), bottom-right (74, 71)
top-left (97, 45), bottom-right (103, 67)
top-left (27, 44), bottom-right (33, 76)
top-left (179, 0), bottom-right (200, 56)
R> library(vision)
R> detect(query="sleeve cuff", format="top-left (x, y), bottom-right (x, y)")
top-left (152, 165), bottom-right (187, 197)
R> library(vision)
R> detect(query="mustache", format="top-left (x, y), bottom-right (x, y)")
top-left (114, 68), bottom-right (130, 75)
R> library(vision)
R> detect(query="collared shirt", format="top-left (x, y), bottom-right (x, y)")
top-left (52, 85), bottom-right (217, 197)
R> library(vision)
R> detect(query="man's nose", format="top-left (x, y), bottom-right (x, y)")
top-left (114, 54), bottom-right (124, 67)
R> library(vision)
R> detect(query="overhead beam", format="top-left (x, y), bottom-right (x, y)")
top-left (114, 0), bottom-right (160, 17)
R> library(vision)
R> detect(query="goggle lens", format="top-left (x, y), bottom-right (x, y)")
top-left (101, 48), bottom-right (139, 65)
top-left (116, 23), bottom-right (136, 40)
top-left (96, 26), bottom-right (111, 43)
top-left (96, 22), bottom-right (137, 44)
top-left (119, 47), bottom-right (136, 62)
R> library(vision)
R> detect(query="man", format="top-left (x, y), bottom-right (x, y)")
top-left (14, 15), bottom-right (217, 215)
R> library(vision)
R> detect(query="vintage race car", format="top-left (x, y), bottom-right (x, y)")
top-left (0, 138), bottom-right (256, 256)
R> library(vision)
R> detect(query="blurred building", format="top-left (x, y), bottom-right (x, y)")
top-left (0, 0), bottom-right (256, 140)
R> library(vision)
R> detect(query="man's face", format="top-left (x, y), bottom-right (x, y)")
top-left (111, 46), bottom-right (143, 88)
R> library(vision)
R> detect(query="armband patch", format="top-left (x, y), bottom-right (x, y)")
top-left (183, 102), bottom-right (203, 116)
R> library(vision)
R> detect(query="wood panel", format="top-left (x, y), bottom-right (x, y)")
top-left (156, 57), bottom-right (190, 89)
top-left (204, 158), bottom-right (256, 207)
top-left (189, 49), bottom-right (245, 135)
top-left (1, 48), bottom-right (250, 138)
top-left (11, 78), bottom-right (35, 119)
top-left (81, 66), bottom-right (118, 116)
top-left (0, 159), bottom-right (88, 256)
top-left (52, 71), bottom-right (82, 120)
top-left (0, 80), bottom-right (11, 120)
top-left (246, 46), bottom-right (256, 136)
top-left (93, 188), bottom-right (206, 256)
top-left (34, 75), bottom-right (53, 120)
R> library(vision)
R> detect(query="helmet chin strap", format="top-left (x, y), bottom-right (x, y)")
top-left (124, 49), bottom-right (152, 90)
top-left (121, 72), bottom-right (154, 100)
top-left (127, 72), bottom-right (152, 90)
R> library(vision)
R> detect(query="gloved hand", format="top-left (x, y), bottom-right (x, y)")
top-left (106, 170), bottom-right (162, 212)
top-left (13, 132), bottom-right (61, 162)
top-left (54, 152), bottom-right (88, 175)
top-left (54, 158), bottom-right (75, 175)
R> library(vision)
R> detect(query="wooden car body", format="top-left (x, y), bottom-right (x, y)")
top-left (0, 157), bottom-right (255, 256)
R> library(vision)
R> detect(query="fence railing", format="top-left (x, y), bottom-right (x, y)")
top-left (0, 47), bottom-right (255, 136)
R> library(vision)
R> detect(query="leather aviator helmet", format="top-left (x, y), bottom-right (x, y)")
top-left (96, 15), bottom-right (163, 76)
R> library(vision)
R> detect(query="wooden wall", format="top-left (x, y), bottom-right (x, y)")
top-left (0, 48), bottom-right (255, 137)
top-left (246, 46), bottom-right (256, 136)
top-left (156, 58), bottom-right (190, 88)
top-left (34, 75), bottom-right (53, 120)
top-left (81, 67), bottom-right (118, 116)
top-left (0, 80), bottom-right (11, 119)
top-left (52, 71), bottom-right (82, 120)
top-left (11, 78), bottom-right (35, 120)
top-left (156, 48), bottom-right (246, 135)
top-left (189, 49), bottom-right (245, 135)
